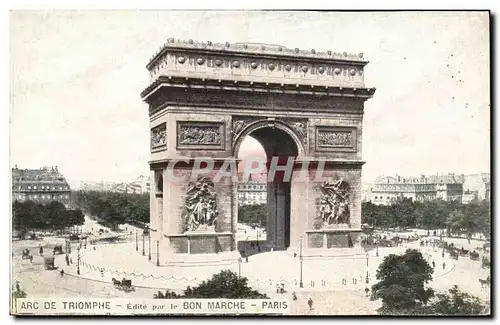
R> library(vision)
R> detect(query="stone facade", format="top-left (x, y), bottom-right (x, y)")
top-left (11, 165), bottom-right (71, 204)
top-left (142, 39), bottom-right (375, 260)
top-left (371, 174), bottom-right (465, 205)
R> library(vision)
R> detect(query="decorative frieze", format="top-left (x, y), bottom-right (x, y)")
top-left (319, 179), bottom-right (351, 227)
top-left (177, 122), bottom-right (225, 150)
top-left (145, 40), bottom-right (367, 88)
top-left (151, 123), bottom-right (167, 151)
top-left (315, 126), bottom-right (357, 152)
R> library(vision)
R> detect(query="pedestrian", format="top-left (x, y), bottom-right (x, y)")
top-left (442, 262), bottom-right (446, 270)
top-left (292, 291), bottom-right (297, 301)
top-left (16, 281), bottom-right (20, 292)
top-left (432, 261), bottom-right (435, 268)
top-left (60, 269), bottom-right (64, 277)
top-left (308, 298), bottom-right (313, 311)
top-left (30, 255), bottom-right (33, 263)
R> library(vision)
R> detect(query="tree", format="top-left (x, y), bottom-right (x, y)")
top-left (154, 270), bottom-right (268, 299)
top-left (238, 204), bottom-right (267, 227)
top-left (425, 285), bottom-right (489, 315)
top-left (446, 210), bottom-right (464, 237)
top-left (70, 190), bottom-right (150, 227)
top-left (371, 249), bottom-right (434, 314)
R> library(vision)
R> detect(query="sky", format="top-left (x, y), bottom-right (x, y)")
top-left (9, 10), bottom-right (490, 186)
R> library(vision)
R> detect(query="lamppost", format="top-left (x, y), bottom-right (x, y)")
top-left (299, 236), bottom-right (304, 288)
top-left (365, 253), bottom-right (369, 284)
top-left (156, 240), bottom-right (160, 266)
top-left (148, 229), bottom-right (151, 261)
top-left (238, 257), bottom-right (242, 278)
top-left (256, 230), bottom-right (260, 252)
top-left (77, 246), bottom-right (81, 275)
top-left (135, 230), bottom-right (138, 252)
top-left (142, 231), bottom-right (145, 256)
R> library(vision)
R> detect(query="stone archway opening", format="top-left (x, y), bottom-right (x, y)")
top-left (236, 124), bottom-right (300, 251)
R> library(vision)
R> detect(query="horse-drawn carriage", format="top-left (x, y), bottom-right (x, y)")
top-left (44, 256), bottom-right (56, 270)
top-left (459, 248), bottom-right (470, 257)
top-left (112, 278), bottom-right (135, 292)
top-left (53, 245), bottom-right (64, 255)
top-left (469, 250), bottom-right (480, 261)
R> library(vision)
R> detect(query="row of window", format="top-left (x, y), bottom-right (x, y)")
top-left (14, 194), bottom-right (69, 200)
top-left (15, 185), bottom-right (69, 191)
top-left (238, 193), bottom-right (265, 197)
top-left (238, 185), bottom-right (266, 190)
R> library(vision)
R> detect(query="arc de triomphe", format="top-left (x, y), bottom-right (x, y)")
top-left (141, 39), bottom-right (375, 262)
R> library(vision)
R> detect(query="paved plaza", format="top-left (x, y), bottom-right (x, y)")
top-left (12, 232), bottom-right (490, 315)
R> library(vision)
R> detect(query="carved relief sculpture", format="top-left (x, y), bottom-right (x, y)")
top-left (177, 122), bottom-right (224, 148)
top-left (318, 130), bottom-right (352, 147)
top-left (182, 176), bottom-right (218, 232)
top-left (151, 124), bottom-right (167, 150)
top-left (319, 179), bottom-right (351, 226)
top-left (232, 117), bottom-right (259, 142)
top-left (281, 118), bottom-right (308, 147)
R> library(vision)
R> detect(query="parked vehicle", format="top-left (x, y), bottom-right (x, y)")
top-left (44, 256), bottom-right (56, 270)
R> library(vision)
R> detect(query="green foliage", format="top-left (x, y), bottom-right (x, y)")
top-left (154, 270), bottom-right (268, 299)
top-left (425, 285), bottom-right (489, 315)
top-left (362, 198), bottom-right (491, 236)
top-left (12, 200), bottom-right (84, 232)
top-left (371, 249), bottom-right (434, 314)
top-left (238, 204), bottom-right (267, 227)
top-left (71, 190), bottom-right (149, 229)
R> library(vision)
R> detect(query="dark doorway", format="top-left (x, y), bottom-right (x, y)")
top-left (239, 125), bottom-right (298, 250)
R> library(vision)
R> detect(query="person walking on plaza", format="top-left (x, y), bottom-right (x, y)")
top-left (432, 261), bottom-right (435, 268)
top-left (442, 262), bottom-right (446, 270)
top-left (308, 298), bottom-right (313, 311)
top-left (60, 269), bottom-right (64, 277)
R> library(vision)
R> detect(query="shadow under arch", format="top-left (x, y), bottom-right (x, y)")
top-left (233, 119), bottom-right (306, 252)
top-left (232, 119), bottom-right (306, 158)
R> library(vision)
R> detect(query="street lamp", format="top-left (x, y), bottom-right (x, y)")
top-left (238, 257), bottom-right (242, 278)
top-left (156, 240), bottom-right (160, 266)
top-left (148, 229), bottom-right (151, 261)
top-left (135, 230), bottom-right (138, 252)
top-left (365, 253), bottom-right (369, 284)
top-left (142, 231), bottom-right (145, 256)
top-left (299, 236), bottom-right (304, 288)
top-left (77, 246), bottom-right (81, 275)
top-left (256, 230), bottom-right (261, 252)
